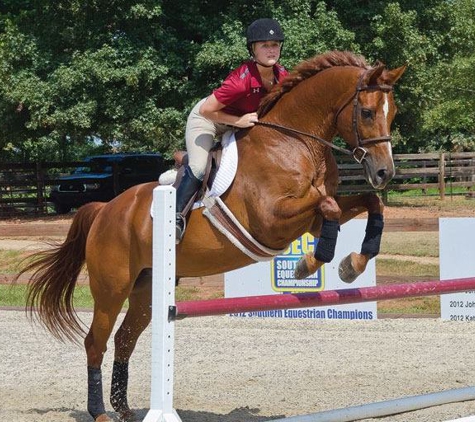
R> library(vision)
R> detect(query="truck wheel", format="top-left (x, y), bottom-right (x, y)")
top-left (53, 202), bottom-right (72, 214)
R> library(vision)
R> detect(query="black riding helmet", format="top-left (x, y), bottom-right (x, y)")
top-left (246, 18), bottom-right (285, 57)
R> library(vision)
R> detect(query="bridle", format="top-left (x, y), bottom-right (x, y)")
top-left (255, 68), bottom-right (394, 164)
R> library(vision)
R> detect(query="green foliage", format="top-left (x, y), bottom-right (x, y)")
top-left (417, 0), bottom-right (475, 151)
top-left (274, 2), bottom-right (358, 67)
top-left (1, 0), bottom-right (475, 161)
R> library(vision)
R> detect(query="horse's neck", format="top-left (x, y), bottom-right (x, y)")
top-left (265, 66), bottom-right (358, 138)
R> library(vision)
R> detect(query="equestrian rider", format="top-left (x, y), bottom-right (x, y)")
top-left (175, 18), bottom-right (289, 243)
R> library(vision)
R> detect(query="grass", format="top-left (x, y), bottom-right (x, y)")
top-left (376, 258), bottom-right (438, 278)
top-left (378, 296), bottom-right (440, 315)
top-left (386, 190), bottom-right (475, 212)
top-left (0, 284), bottom-right (95, 308)
top-left (0, 282), bottom-right (213, 308)
top-left (380, 232), bottom-right (439, 258)
top-left (0, 250), bottom-right (28, 274)
top-left (376, 258), bottom-right (440, 315)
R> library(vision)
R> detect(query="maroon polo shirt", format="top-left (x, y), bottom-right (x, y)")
top-left (213, 60), bottom-right (288, 116)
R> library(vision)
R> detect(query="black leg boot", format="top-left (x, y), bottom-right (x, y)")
top-left (175, 165), bottom-right (202, 243)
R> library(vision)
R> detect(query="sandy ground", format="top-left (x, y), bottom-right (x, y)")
top-left (2, 310), bottom-right (475, 422)
top-left (2, 205), bottom-right (475, 421)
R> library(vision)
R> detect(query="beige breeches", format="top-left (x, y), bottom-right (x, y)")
top-left (185, 98), bottom-right (231, 180)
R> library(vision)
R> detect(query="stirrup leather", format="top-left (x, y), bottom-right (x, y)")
top-left (176, 214), bottom-right (186, 244)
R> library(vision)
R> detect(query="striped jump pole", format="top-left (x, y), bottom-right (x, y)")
top-left (172, 277), bottom-right (475, 319)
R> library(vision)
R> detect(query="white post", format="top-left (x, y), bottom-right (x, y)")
top-left (143, 186), bottom-right (182, 422)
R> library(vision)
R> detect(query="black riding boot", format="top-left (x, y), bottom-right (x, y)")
top-left (175, 165), bottom-right (202, 243)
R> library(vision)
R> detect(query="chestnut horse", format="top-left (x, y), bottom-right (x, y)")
top-left (18, 51), bottom-right (405, 421)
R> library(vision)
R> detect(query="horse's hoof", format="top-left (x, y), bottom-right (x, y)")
top-left (338, 253), bottom-right (360, 283)
top-left (95, 414), bottom-right (113, 422)
top-left (294, 253), bottom-right (317, 279)
top-left (119, 409), bottom-right (138, 422)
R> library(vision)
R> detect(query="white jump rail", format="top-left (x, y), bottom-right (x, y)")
top-left (144, 185), bottom-right (475, 422)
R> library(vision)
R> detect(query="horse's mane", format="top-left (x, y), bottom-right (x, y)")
top-left (258, 50), bottom-right (370, 117)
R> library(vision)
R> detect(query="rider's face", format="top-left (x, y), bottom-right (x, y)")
top-left (252, 41), bottom-right (282, 66)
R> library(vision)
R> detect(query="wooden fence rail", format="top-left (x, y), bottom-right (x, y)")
top-left (0, 162), bottom-right (79, 216)
top-left (338, 151), bottom-right (475, 201)
top-left (1, 152), bottom-right (474, 217)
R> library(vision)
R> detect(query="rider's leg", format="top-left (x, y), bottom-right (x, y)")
top-left (175, 165), bottom-right (202, 242)
top-left (175, 99), bottom-right (216, 243)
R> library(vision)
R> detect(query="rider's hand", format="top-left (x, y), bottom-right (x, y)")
top-left (235, 112), bottom-right (258, 128)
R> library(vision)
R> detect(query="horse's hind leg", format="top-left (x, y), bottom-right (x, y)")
top-left (85, 276), bottom-right (130, 422)
top-left (110, 269), bottom-right (152, 421)
top-left (337, 193), bottom-right (385, 283)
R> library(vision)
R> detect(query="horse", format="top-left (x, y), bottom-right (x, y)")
top-left (17, 50), bottom-right (405, 421)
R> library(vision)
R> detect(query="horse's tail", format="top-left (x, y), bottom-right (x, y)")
top-left (17, 202), bottom-right (105, 343)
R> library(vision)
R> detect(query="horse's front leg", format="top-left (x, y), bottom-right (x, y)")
top-left (294, 196), bottom-right (341, 280)
top-left (336, 193), bottom-right (385, 283)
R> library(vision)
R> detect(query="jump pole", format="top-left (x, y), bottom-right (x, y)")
top-left (173, 277), bottom-right (475, 319)
top-left (270, 386), bottom-right (475, 422)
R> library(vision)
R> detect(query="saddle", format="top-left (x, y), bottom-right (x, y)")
top-left (172, 143), bottom-right (223, 217)
top-left (169, 138), bottom-right (286, 261)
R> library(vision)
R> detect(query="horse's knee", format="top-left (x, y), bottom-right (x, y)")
top-left (364, 193), bottom-right (384, 214)
top-left (317, 196), bottom-right (342, 220)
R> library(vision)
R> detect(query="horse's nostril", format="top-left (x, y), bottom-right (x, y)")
top-left (377, 169), bottom-right (388, 180)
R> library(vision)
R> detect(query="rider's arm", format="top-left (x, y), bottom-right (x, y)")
top-left (199, 94), bottom-right (258, 129)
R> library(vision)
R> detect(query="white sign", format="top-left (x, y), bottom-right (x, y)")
top-left (440, 218), bottom-right (475, 321)
top-left (225, 219), bottom-right (377, 320)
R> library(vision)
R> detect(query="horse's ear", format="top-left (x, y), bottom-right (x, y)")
top-left (364, 65), bottom-right (385, 87)
top-left (381, 65), bottom-right (407, 86)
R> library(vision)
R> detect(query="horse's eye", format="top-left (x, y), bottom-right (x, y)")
top-left (361, 108), bottom-right (374, 119)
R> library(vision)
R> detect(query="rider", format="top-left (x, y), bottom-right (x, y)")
top-left (175, 18), bottom-right (288, 243)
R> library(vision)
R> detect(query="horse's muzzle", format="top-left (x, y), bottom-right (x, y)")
top-left (363, 161), bottom-right (395, 190)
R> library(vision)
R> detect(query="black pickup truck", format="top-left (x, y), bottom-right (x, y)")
top-left (49, 153), bottom-right (167, 214)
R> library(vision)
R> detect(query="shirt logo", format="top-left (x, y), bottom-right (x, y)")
top-left (253, 88), bottom-right (260, 93)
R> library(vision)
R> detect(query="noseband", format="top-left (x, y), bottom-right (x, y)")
top-left (255, 68), bottom-right (393, 164)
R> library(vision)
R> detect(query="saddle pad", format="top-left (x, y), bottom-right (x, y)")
top-left (152, 130), bottom-right (238, 216)
top-left (208, 130), bottom-right (238, 197)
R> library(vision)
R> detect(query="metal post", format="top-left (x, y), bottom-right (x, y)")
top-left (143, 186), bottom-right (182, 422)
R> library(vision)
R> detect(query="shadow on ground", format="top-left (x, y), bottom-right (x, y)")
top-left (27, 406), bottom-right (286, 422)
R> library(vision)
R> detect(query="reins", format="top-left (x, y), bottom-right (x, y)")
top-left (254, 121), bottom-right (353, 156)
top-left (255, 68), bottom-right (394, 164)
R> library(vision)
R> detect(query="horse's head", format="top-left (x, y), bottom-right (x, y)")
top-left (335, 64), bottom-right (406, 189)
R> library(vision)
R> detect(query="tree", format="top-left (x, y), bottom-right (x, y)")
top-left (0, 0), bottom-right (188, 161)
top-left (2, 0), bottom-right (475, 160)
top-left (420, 0), bottom-right (475, 151)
